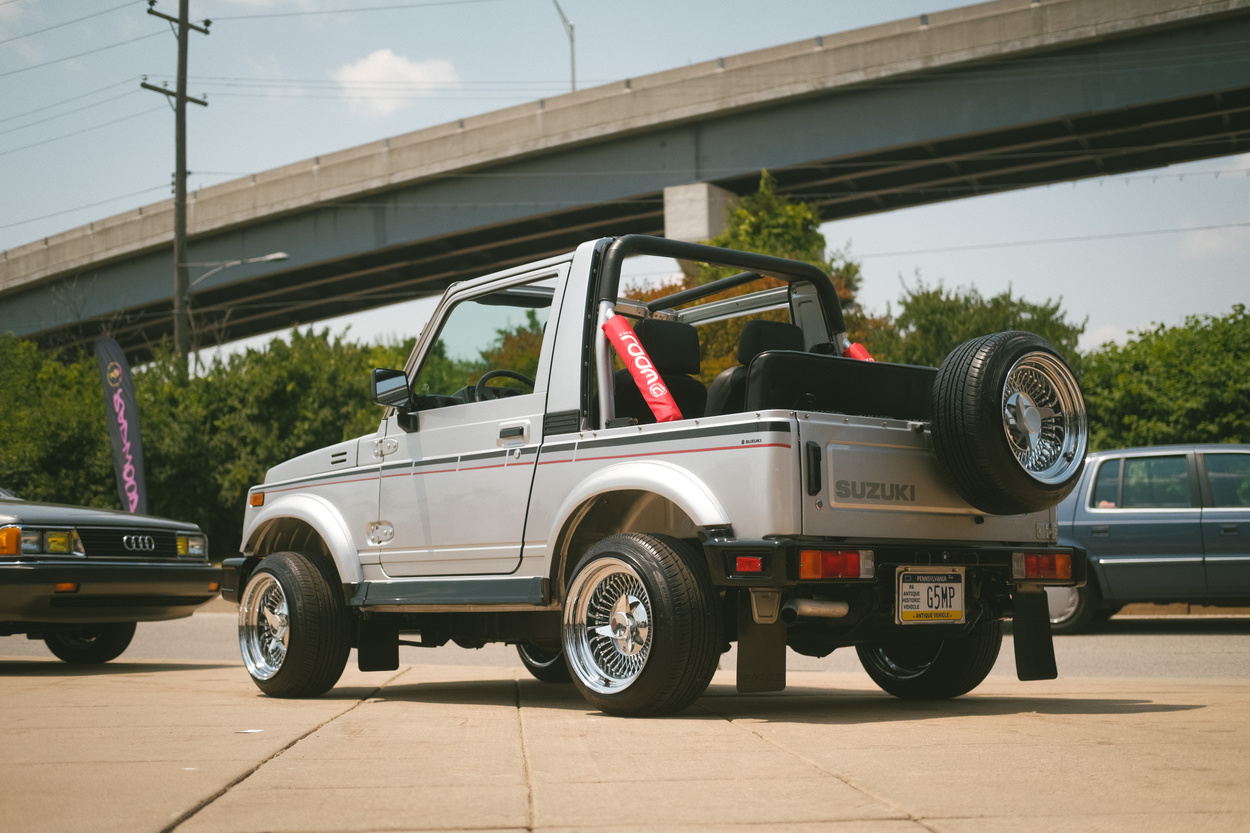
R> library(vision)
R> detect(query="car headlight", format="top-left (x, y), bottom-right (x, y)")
top-left (1, 527), bottom-right (83, 556)
top-left (21, 529), bottom-right (42, 554)
top-left (177, 533), bottom-right (207, 558)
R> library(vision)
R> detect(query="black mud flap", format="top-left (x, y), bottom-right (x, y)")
top-left (736, 593), bottom-right (786, 693)
top-left (1012, 591), bottom-right (1058, 681)
top-left (357, 616), bottom-right (399, 672)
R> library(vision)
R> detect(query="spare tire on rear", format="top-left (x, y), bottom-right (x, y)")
top-left (931, 331), bottom-right (1087, 516)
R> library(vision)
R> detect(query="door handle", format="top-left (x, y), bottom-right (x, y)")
top-left (1220, 523), bottom-right (1238, 536)
top-left (499, 426), bottom-right (524, 439)
top-left (1091, 525), bottom-right (1110, 537)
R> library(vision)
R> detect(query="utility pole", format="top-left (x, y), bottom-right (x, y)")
top-left (551, 0), bottom-right (575, 92)
top-left (142, 0), bottom-right (209, 364)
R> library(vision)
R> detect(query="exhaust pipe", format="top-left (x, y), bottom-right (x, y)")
top-left (780, 599), bottom-right (850, 624)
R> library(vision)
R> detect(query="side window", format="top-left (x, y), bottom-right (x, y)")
top-left (412, 278), bottom-right (555, 404)
top-left (1091, 458), bottom-right (1121, 508)
top-left (1204, 453), bottom-right (1250, 507)
top-left (1122, 455), bottom-right (1191, 509)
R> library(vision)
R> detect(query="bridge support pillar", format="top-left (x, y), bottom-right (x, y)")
top-left (663, 183), bottom-right (736, 243)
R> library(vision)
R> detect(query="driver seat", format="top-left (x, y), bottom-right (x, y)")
top-left (612, 318), bottom-right (706, 424)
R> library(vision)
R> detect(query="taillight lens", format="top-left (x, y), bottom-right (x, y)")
top-left (735, 555), bottom-right (764, 573)
top-left (799, 549), bottom-right (874, 579)
top-left (1014, 552), bottom-right (1072, 580)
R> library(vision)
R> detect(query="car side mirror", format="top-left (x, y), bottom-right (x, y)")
top-left (371, 368), bottom-right (411, 408)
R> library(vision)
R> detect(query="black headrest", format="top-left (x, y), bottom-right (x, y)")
top-left (737, 320), bottom-right (805, 364)
top-left (634, 318), bottom-right (701, 376)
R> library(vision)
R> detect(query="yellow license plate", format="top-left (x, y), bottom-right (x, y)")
top-left (896, 566), bottom-right (965, 625)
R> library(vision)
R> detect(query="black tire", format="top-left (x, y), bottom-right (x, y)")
top-left (931, 331), bottom-right (1087, 515)
top-left (1046, 581), bottom-right (1101, 635)
top-left (856, 621), bottom-right (1002, 700)
top-left (517, 643), bottom-right (573, 683)
top-left (562, 533), bottom-right (722, 717)
top-left (237, 551), bottom-right (351, 698)
top-left (44, 622), bottom-right (136, 664)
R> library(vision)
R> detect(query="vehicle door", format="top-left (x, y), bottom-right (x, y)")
top-left (376, 268), bottom-right (564, 577)
top-left (1199, 450), bottom-right (1250, 595)
top-left (1073, 451), bottom-right (1204, 599)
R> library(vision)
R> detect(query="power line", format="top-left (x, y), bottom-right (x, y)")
top-left (0, 105), bottom-right (166, 158)
top-left (0, 77), bottom-right (139, 126)
top-left (856, 221), bottom-right (1250, 259)
top-left (0, 30), bottom-right (165, 79)
top-left (0, 89), bottom-right (142, 137)
top-left (0, 184), bottom-right (169, 233)
top-left (0, 1), bottom-right (140, 45)
top-left (210, 0), bottom-right (505, 21)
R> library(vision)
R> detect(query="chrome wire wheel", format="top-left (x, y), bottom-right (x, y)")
top-left (563, 557), bottom-right (653, 695)
top-left (239, 572), bottom-right (289, 681)
top-left (1001, 351), bottom-right (1087, 486)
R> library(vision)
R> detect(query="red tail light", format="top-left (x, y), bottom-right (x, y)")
top-left (800, 549), bottom-right (873, 579)
top-left (1019, 552), bottom-right (1072, 580)
top-left (735, 555), bottom-right (764, 573)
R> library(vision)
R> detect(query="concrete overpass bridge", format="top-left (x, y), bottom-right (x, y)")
top-left (3, 0), bottom-right (1249, 360)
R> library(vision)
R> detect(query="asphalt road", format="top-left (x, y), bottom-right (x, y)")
top-left (3, 607), bottom-right (1248, 833)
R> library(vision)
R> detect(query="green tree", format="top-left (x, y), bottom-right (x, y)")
top-left (0, 335), bottom-right (115, 508)
top-left (871, 280), bottom-right (1086, 368)
top-left (1082, 304), bottom-right (1250, 450)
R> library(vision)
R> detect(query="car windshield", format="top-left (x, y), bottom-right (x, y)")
top-left (0, 486), bottom-right (19, 500)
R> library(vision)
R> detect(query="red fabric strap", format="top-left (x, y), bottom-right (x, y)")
top-left (602, 315), bottom-right (684, 423)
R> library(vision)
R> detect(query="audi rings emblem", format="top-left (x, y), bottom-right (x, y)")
top-left (122, 534), bottom-right (156, 552)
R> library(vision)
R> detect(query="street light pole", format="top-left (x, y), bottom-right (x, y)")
top-left (551, 0), bottom-right (575, 93)
top-left (185, 251), bottom-right (290, 289)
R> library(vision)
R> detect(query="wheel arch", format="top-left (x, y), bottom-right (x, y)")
top-left (543, 461), bottom-right (728, 597)
top-left (242, 493), bottom-right (363, 585)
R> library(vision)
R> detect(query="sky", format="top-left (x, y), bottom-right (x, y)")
top-left (1, 0), bottom-right (1247, 357)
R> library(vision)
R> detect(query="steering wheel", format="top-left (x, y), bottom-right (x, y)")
top-left (474, 369), bottom-right (535, 402)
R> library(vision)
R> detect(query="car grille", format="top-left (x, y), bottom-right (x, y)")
top-left (76, 527), bottom-right (180, 560)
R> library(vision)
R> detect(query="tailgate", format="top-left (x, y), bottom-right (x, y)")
top-left (799, 413), bottom-right (1056, 543)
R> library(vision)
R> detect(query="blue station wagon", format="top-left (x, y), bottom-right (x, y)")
top-left (1047, 444), bottom-right (1250, 633)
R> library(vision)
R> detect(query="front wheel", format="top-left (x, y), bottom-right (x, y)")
top-left (44, 622), bottom-right (136, 664)
top-left (238, 551), bottom-right (351, 698)
top-left (562, 533), bottom-right (721, 716)
top-left (856, 621), bottom-right (1002, 699)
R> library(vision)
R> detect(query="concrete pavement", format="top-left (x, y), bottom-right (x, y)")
top-left (2, 649), bottom-right (1248, 833)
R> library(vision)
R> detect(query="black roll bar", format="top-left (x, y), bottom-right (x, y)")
top-left (597, 235), bottom-right (849, 340)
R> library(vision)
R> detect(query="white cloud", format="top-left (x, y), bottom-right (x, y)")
top-left (333, 50), bottom-right (459, 117)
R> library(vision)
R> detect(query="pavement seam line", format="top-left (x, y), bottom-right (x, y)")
top-left (514, 675), bottom-right (537, 832)
top-left (695, 700), bottom-right (941, 832)
top-left (160, 668), bottom-right (409, 833)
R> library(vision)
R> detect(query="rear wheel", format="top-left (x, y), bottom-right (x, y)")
top-left (856, 621), bottom-right (1002, 699)
top-left (562, 533), bottom-right (721, 716)
top-left (932, 331), bottom-right (1087, 515)
top-left (238, 551), bottom-right (351, 698)
top-left (517, 643), bottom-right (572, 683)
top-left (44, 622), bottom-right (136, 664)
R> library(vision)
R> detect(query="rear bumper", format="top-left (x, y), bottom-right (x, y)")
top-left (699, 535), bottom-right (1086, 590)
top-left (0, 560), bottom-right (221, 624)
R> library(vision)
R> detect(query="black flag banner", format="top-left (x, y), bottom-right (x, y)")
top-left (94, 338), bottom-right (148, 515)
